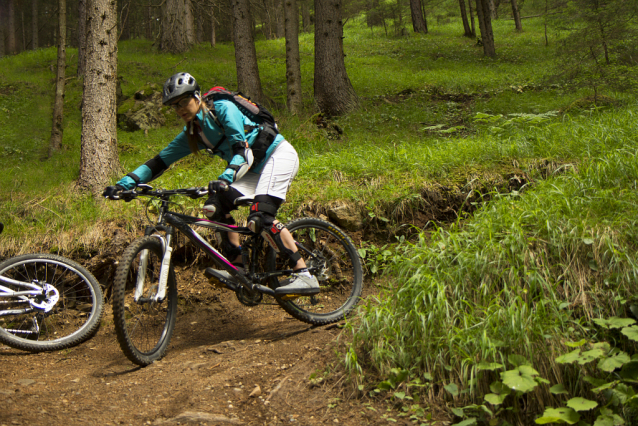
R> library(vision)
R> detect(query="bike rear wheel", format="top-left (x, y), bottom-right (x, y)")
top-left (0, 254), bottom-right (103, 352)
top-left (112, 236), bottom-right (177, 366)
top-left (268, 218), bottom-right (364, 325)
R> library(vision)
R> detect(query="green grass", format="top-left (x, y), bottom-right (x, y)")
top-left (347, 103), bottom-right (638, 420)
top-left (0, 17), bottom-right (635, 255)
top-left (2, 8), bottom-right (638, 423)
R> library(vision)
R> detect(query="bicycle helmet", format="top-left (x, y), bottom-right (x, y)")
top-left (162, 72), bottom-right (200, 105)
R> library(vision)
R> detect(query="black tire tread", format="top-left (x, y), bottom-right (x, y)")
top-left (112, 237), bottom-right (177, 366)
top-left (275, 218), bottom-right (364, 325)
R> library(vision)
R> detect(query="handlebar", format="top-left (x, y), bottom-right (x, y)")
top-left (109, 184), bottom-right (209, 202)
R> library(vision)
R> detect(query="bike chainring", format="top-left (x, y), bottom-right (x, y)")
top-left (235, 287), bottom-right (263, 306)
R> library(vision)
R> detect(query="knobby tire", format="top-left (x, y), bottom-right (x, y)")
top-left (268, 218), bottom-right (364, 325)
top-left (112, 237), bottom-right (177, 366)
top-left (0, 254), bottom-right (103, 352)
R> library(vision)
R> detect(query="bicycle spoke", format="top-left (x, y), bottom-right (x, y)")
top-left (0, 255), bottom-right (103, 352)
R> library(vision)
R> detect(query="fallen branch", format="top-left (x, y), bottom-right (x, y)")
top-left (503, 12), bottom-right (560, 20)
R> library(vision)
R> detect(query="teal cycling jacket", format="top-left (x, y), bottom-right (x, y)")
top-left (116, 99), bottom-right (284, 190)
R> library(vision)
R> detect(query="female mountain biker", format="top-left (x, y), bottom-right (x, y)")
top-left (103, 72), bottom-right (319, 297)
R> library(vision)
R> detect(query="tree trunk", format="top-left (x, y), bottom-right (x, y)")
top-left (475, 0), bottom-right (496, 57)
top-left (284, 0), bottom-right (302, 114)
top-left (275, 0), bottom-right (285, 38)
top-left (231, 0), bottom-right (264, 103)
top-left (146, 4), bottom-right (152, 39)
top-left (261, 0), bottom-right (274, 39)
top-left (32, 0), bottom-right (39, 49)
top-left (394, 0), bottom-right (403, 33)
top-left (488, 0), bottom-right (497, 19)
top-left (409, 0), bottom-right (427, 33)
top-left (0, 1), bottom-right (5, 57)
top-left (21, 11), bottom-right (26, 51)
top-left (543, 0), bottom-right (548, 46)
top-left (421, 1), bottom-right (428, 32)
top-left (459, 0), bottom-right (472, 37)
top-left (301, 0), bottom-right (310, 32)
top-left (7, 0), bottom-right (16, 54)
top-left (185, 0), bottom-right (195, 44)
top-left (468, 0), bottom-right (476, 37)
top-left (210, 6), bottom-right (216, 47)
top-left (0, 6), bottom-right (4, 57)
top-left (77, 0), bottom-right (120, 194)
top-left (120, 0), bottom-right (131, 41)
top-left (196, 13), bottom-right (203, 43)
top-left (160, 0), bottom-right (194, 53)
top-left (49, 0), bottom-right (67, 157)
top-left (78, 0), bottom-right (86, 77)
top-left (511, 0), bottom-right (522, 31)
top-left (314, 0), bottom-right (358, 116)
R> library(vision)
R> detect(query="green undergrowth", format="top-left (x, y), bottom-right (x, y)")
top-left (0, 17), bottom-right (636, 258)
top-left (347, 117), bottom-right (638, 422)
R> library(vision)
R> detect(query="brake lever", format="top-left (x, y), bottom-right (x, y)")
top-left (186, 187), bottom-right (209, 199)
top-left (119, 190), bottom-right (138, 202)
top-left (137, 184), bottom-right (153, 192)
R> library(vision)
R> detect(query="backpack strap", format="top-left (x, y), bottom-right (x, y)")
top-left (207, 107), bottom-right (223, 130)
top-left (205, 107), bottom-right (227, 153)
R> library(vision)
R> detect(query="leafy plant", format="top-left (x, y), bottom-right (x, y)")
top-left (358, 241), bottom-right (397, 275)
top-left (349, 145), bottom-right (638, 423)
top-left (449, 319), bottom-right (638, 425)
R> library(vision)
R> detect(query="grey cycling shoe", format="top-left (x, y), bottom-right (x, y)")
top-left (274, 273), bottom-right (320, 296)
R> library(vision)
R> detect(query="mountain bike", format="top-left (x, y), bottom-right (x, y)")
top-left (108, 184), bottom-right (364, 366)
top-left (0, 222), bottom-right (104, 352)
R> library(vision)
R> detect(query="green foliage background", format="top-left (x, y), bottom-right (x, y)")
top-left (1, 6), bottom-right (638, 425)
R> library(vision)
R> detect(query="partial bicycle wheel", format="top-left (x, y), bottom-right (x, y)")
top-left (0, 254), bottom-right (103, 352)
top-left (267, 217), bottom-right (364, 325)
top-left (112, 236), bottom-right (177, 366)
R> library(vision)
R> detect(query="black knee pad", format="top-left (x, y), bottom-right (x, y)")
top-left (246, 201), bottom-right (278, 234)
top-left (203, 195), bottom-right (225, 220)
top-left (217, 186), bottom-right (244, 214)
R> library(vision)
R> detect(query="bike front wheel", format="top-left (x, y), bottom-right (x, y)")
top-left (112, 236), bottom-right (177, 366)
top-left (0, 254), bottom-right (103, 352)
top-left (267, 217), bottom-right (364, 325)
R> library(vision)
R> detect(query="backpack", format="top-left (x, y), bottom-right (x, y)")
top-left (202, 87), bottom-right (279, 165)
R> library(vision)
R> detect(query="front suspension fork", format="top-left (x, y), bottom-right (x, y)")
top-left (135, 226), bottom-right (172, 303)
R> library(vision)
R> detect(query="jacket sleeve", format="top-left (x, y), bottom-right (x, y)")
top-left (116, 131), bottom-right (194, 189)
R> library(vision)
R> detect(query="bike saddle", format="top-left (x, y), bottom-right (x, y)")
top-left (234, 196), bottom-right (254, 207)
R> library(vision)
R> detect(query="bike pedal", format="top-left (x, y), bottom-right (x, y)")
top-left (207, 277), bottom-right (227, 289)
top-left (280, 294), bottom-right (301, 301)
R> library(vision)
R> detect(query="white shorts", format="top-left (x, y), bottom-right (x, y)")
top-left (230, 140), bottom-right (299, 200)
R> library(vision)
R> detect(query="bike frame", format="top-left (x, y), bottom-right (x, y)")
top-left (134, 189), bottom-right (293, 301)
top-left (0, 273), bottom-right (59, 316)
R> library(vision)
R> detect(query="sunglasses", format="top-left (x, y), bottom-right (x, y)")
top-left (171, 97), bottom-right (192, 110)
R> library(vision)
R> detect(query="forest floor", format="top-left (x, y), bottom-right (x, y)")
top-left (0, 264), bottom-right (448, 426)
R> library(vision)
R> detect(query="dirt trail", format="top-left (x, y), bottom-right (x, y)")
top-left (0, 266), bottom-right (426, 426)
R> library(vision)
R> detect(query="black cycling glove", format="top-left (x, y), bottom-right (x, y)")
top-left (208, 180), bottom-right (230, 194)
top-left (103, 185), bottom-right (124, 199)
